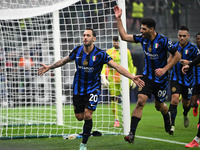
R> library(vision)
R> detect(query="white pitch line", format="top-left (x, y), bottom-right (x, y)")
top-left (136, 135), bottom-right (188, 146)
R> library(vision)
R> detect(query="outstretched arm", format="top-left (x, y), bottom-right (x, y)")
top-left (113, 5), bottom-right (135, 43)
top-left (38, 56), bottom-right (72, 76)
top-left (107, 60), bottom-right (145, 87)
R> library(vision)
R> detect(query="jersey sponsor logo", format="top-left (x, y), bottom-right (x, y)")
top-left (78, 65), bottom-right (94, 73)
top-left (76, 57), bottom-right (81, 59)
top-left (144, 50), bottom-right (159, 59)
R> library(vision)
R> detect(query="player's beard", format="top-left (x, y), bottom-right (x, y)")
top-left (84, 40), bottom-right (92, 47)
top-left (143, 33), bottom-right (151, 39)
top-left (179, 40), bottom-right (188, 47)
top-left (114, 45), bottom-right (119, 49)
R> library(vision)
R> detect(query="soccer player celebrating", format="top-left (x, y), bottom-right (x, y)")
top-left (182, 33), bottom-right (200, 148)
top-left (113, 5), bottom-right (181, 144)
top-left (190, 33), bottom-right (200, 125)
top-left (38, 28), bottom-right (145, 150)
top-left (168, 26), bottom-right (199, 135)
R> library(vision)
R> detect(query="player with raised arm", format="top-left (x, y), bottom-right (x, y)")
top-left (168, 26), bottom-right (199, 135)
top-left (113, 5), bottom-right (181, 143)
top-left (38, 28), bottom-right (145, 150)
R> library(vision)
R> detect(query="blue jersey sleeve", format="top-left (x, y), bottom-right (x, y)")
top-left (69, 46), bottom-right (79, 60)
top-left (102, 51), bottom-right (112, 64)
top-left (191, 45), bottom-right (200, 59)
top-left (166, 38), bottom-right (177, 55)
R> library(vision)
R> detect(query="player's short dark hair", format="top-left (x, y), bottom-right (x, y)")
top-left (141, 18), bottom-right (156, 29)
top-left (196, 32), bottom-right (200, 37)
top-left (179, 26), bottom-right (189, 31)
top-left (85, 27), bottom-right (96, 37)
top-left (113, 36), bottom-right (119, 41)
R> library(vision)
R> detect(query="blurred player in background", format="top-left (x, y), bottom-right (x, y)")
top-left (38, 28), bottom-right (145, 150)
top-left (182, 33), bottom-right (200, 148)
top-left (168, 26), bottom-right (199, 135)
top-left (114, 5), bottom-right (181, 144)
top-left (101, 36), bottom-right (137, 127)
top-left (190, 33), bottom-right (200, 126)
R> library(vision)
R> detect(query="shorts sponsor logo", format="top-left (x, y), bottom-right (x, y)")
top-left (172, 87), bottom-right (176, 92)
top-left (138, 87), bottom-right (142, 91)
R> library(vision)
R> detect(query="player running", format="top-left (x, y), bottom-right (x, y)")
top-left (38, 28), bottom-right (145, 150)
top-left (114, 5), bottom-right (181, 144)
top-left (168, 26), bottom-right (199, 135)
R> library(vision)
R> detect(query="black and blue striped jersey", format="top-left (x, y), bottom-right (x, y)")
top-left (193, 66), bottom-right (200, 85)
top-left (69, 45), bottom-right (112, 95)
top-left (170, 42), bottom-right (199, 86)
top-left (133, 33), bottom-right (177, 84)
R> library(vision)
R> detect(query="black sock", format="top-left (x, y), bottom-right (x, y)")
top-left (130, 116), bottom-right (141, 135)
top-left (191, 102), bottom-right (198, 108)
top-left (163, 112), bottom-right (169, 120)
top-left (183, 105), bottom-right (191, 116)
top-left (169, 104), bottom-right (177, 126)
top-left (194, 103), bottom-right (198, 108)
top-left (82, 119), bottom-right (92, 144)
top-left (197, 125), bottom-right (200, 137)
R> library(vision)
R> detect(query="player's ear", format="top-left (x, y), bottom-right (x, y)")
top-left (93, 36), bottom-right (96, 42)
top-left (150, 27), bottom-right (154, 32)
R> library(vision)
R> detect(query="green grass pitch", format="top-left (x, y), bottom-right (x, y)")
top-left (0, 102), bottom-right (199, 150)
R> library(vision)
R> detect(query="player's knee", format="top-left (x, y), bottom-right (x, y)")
top-left (76, 117), bottom-right (83, 121)
top-left (84, 108), bottom-right (93, 120)
top-left (84, 114), bottom-right (92, 120)
top-left (75, 114), bottom-right (84, 121)
top-left (171, 95), bottom-right (179, 105)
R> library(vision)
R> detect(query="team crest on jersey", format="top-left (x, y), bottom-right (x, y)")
top-left (172, 87), bottom-right (176, 92)
top-left (185, 49), bottom-right (189, 55)
top-left (138, 87), bottom-right (142, 92)
top-left (148, 46), bottom-right (152, 52)
top-left (83, 59), bottom-right (88, 66)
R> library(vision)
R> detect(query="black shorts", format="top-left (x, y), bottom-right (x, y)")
top-left (170, 80), bottom-right (193, 100)
top-left (192, 84), bottom-right (200, 96)
top-left (73, 89), bottom-right (100, 114)
top-left (138, 75), bottom-right (168, 103)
